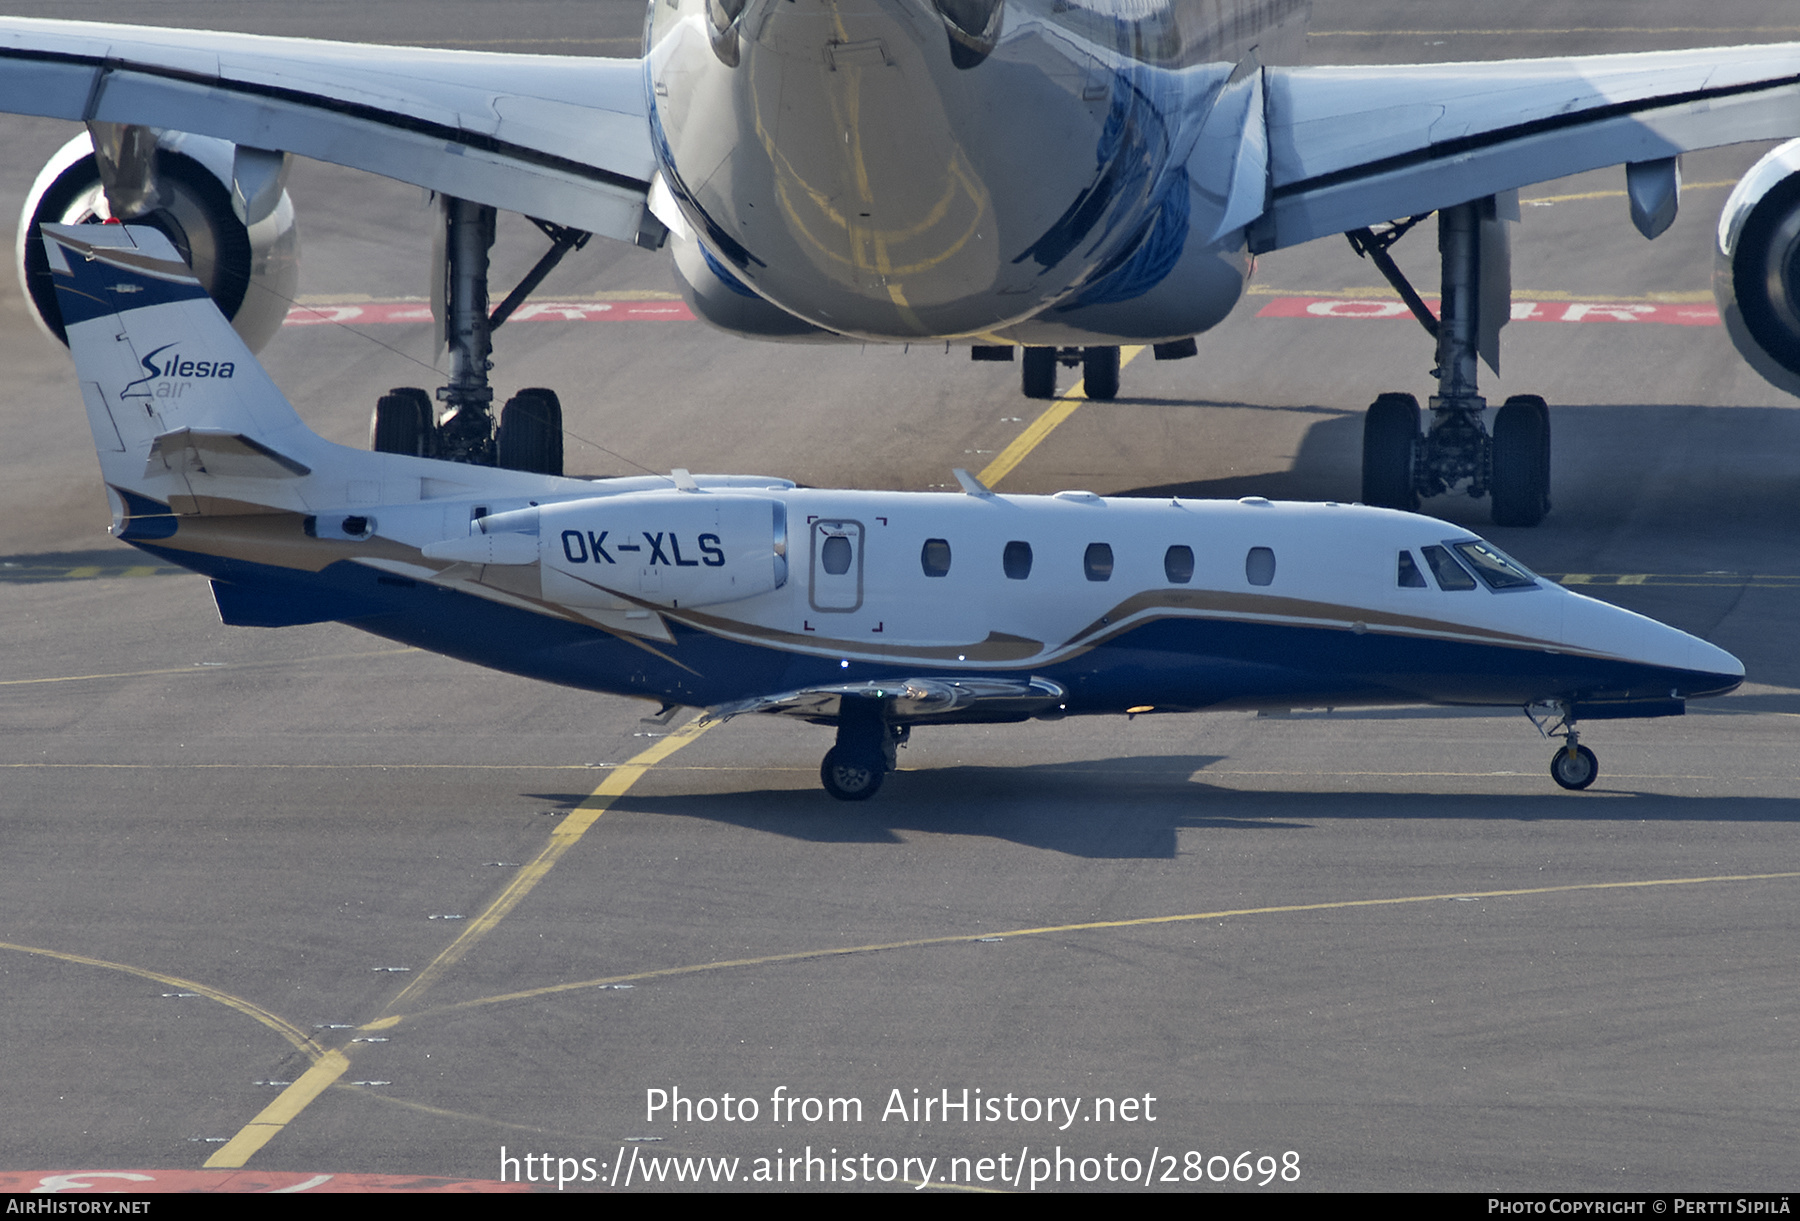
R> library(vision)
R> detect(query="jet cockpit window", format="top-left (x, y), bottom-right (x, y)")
top-left (1246, 547), bottom-right (1276, 586)
top-left (1165, 545), bottom-right (1195, 584)
top-left (1421, 544), bottom-right (1476, 591)
top-left (1084, 543), bottom-right (1114, 582)
top-left (1398, 550), bottom-right (1427, 588)
top-left (921, 538), bottom-right (952, 578)
top-left (1004, 540), bottom-right (1033, 580)
top-left (1451, 540), bottom-right (1540, 591)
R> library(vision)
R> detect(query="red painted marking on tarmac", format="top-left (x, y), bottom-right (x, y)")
top-left (1256, 296), bottom-right (1721, 326)
top-left (0, 1169), bottom-right (529, 1193)
top-left (283, 299), bottom-right (695, 327)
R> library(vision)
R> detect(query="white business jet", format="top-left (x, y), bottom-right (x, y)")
top-left (6, 6), bottom-right (1800, 525)
top-left (45, 223), bottom-right (1742, 799)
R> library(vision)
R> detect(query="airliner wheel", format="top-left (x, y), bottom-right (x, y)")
top-left (821, 747), bottom-right (885, 801)
top-left (371, 387), bottom-right (433, 456)
top-left (1022, 347), bottom-right (1056, 399)
top-left (1550, 743), bottom-right (1598, 790)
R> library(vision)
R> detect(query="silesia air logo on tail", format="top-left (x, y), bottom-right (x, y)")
top-left (121, 343), bottom-right (236, 399)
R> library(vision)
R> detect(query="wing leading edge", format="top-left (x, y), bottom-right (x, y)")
top-left (1257, 43), bottom-right (1800, 251)
top-left (0, 17), bottom-right (656, 243)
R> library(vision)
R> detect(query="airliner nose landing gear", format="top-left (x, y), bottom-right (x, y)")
top-left (368, 196), bottom-right (590, 476)
top-left (1019, 345), bottom-right (1121, 401)
top-left (1349, 199), bottom-right (1551, 526)
top-left (1529, 701), bottom-right (1599, 790)
top-left (820, 698), bottom-right (908, 801)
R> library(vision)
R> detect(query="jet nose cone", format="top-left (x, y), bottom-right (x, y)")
top-left (1560, 591), bottom-right (1743, 699)
top-left (1683, 635), bottom-right (1745, 698)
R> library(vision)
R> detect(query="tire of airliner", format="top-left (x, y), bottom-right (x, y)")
top-left (497, 388), bottom-right (564, 476)
top-left (1361, 392), bottom-right (1420, 511)
top-left (1491, 394), bottom-right (1551, 527)
top-left (1550, 743), bottom-right (1598, 790)
top-left (1022, 347), bottom-right (1056, 399)
top-left (1082, 346), bottom-right (1120, 400)
top-left (820, 747), bottom-right (885, 801)
top-left (371, 389), bottom-right (432, 457)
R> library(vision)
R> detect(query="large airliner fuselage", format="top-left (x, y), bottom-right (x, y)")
top-left (648, 0), bottom-right (1300, 341)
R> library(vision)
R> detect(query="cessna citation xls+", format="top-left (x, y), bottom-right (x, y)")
top-left (46, 224), bottom-right (1742, 799)
top-left (10, 8), bottom-right (1800, 525)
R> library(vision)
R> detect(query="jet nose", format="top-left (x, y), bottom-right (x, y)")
top-left (1682, 634), bottom-right (1745, 698)
top-left (1560, 591), bottom-right (1743, 699)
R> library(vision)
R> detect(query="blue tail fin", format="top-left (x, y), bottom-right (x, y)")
top-left (43, 222), bottom-right (323, 512)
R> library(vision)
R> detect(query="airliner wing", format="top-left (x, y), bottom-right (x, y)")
top-left (1257, 44), bottom-right (1800, 250)
top-left (0, 18), bottom-right (656, 243)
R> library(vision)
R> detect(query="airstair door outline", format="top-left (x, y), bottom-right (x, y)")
top-left (809, 519), bottom-right (864, 612)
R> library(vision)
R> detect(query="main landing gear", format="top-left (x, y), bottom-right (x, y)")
top-left (818, 698), bottom-right (909, 801)
top-left (1349, 200), bottom-right (1552, 527)
top-left (369, 196), bottom-right (592, 477)
top-left (1529, 701), bottom-right (1599, 791)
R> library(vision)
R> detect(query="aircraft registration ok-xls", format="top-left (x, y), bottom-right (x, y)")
top-left (9, 7), bottom-right (1800, 525)
top-left (45, 223), bottom-right (1741, 798)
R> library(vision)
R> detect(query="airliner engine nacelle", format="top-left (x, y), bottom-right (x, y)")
top-left (476, 493), bottom-right (790, 611)
top-left (16, 130), bottom-right (299, 353)
top-left (1714, 139), bottom-right (1800, 396)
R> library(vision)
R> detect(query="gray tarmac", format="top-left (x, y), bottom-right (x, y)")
top-left (0, 0), bottom-right (1797, 1194)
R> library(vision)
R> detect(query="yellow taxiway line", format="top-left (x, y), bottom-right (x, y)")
top-left (978, 346), bottom-right (1145, 488)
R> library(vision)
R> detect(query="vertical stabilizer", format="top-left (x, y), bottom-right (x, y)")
top-left (42, 222), bottom-right (321, 510)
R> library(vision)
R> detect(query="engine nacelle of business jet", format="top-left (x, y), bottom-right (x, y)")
top-left (17, 131), bottom-right (299, 353)
top-left (480, 493), bottom-right (790, 611)
top-left (1714, 139), bottom-right (1800, 396)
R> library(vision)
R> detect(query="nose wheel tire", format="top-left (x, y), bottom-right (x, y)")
top-left (1082, 345), bottom-right (1120, 400)
top-left (821, 747), bottom-right (885, 801)
top-left (1551, 743), bottom-right (1598, 790)
top-left (1022, 347), bottom-right (1056, 399)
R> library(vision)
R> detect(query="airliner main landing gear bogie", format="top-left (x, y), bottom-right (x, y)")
top-left (1348, 200), bottom-right (1551, 526)
top-left (367, 197), bottom-right (588, 477)
top-left (1359, 391), bottom-right (1551, 526)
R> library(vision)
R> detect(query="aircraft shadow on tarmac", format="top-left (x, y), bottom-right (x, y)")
top-left (526, 756), bottom-right (1800, 859)
top-left (1103, 401), bottom-right (1800, 535)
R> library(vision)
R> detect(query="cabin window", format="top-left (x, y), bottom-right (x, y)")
top-left (1083, 542), bottom-right (1114, 582)
top-left (821, 534), bottom-right (853, 575)
top-left (921, 538), bottom-right (952, 578)
top-left (1398, 550), bottom-right (1427, 588)
top-left (1452, 540), bottom-right (1539, 590)
top-left (1245, 546), bottom-right (1276, 586)
top-left (1164, 545), bottom-right (1194, 584)
top-left (1421, 544), bottom-right (1476, 590)
top-left (1003, 540), bottom-right (1033, 580)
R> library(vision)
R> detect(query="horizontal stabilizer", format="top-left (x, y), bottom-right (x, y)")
top-left (146, 428), bottom-right (311, 480)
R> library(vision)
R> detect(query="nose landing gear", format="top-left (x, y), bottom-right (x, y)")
top-left (1529, 701), bottom-right (1599, 791)
top-left (1551, 740), bottom-right (1599, 791)
top-left (1019, 345), bottom-right (1121, 401)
